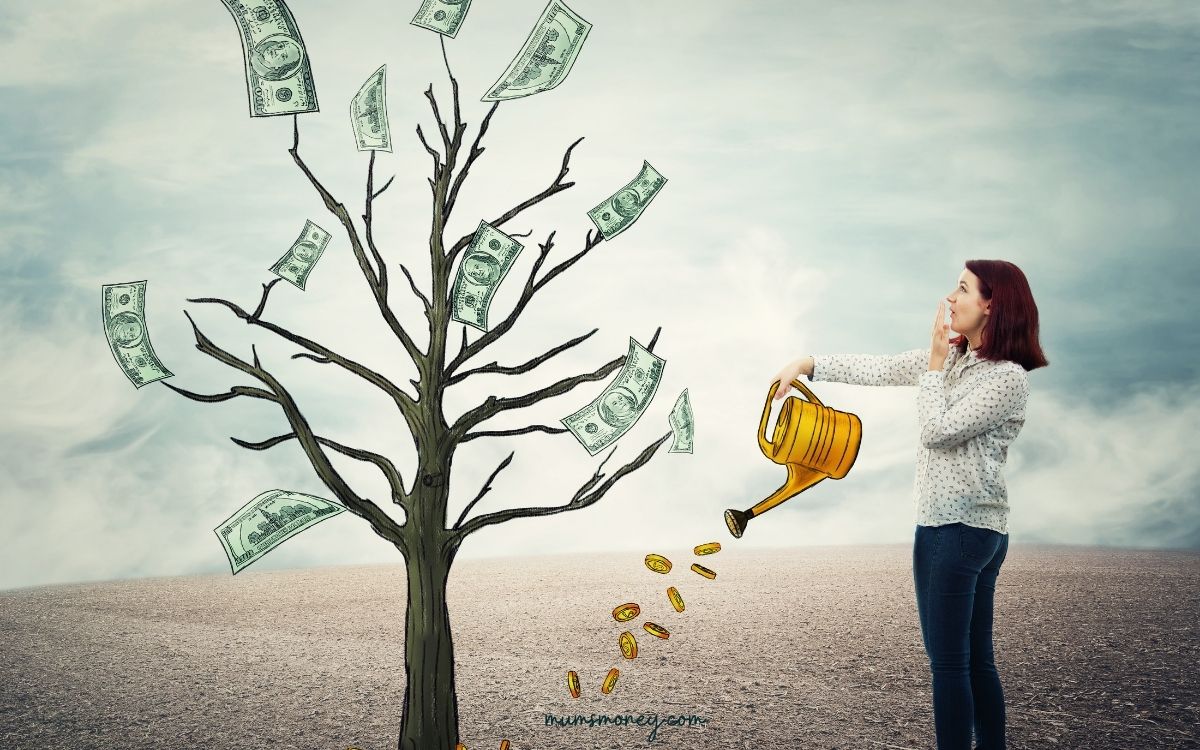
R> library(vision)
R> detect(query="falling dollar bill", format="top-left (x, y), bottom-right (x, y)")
top-left (269, 220), bottom-right (331, 290)
top-left (450, 221), bottom-right (523, 331)
top-left (588, 161), bottom-right (667, 240)
top-left (668, 388), bottom-right (694, 453)
top-left (561, 337), bottom-right (665, 456)
top-left (410, 0), bottom-right (474, 37)
top-left (102, 280), bottom-right (174, 389)
top-left (215, 489), bottom-right (346, 575)
top-left (481, 0), bottom-right (592, 102)
top-left (350, 64), bottom-right (391, 151)
top-left (219, 0), bottom-right (319, 117)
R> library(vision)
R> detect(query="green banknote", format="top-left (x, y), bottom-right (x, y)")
top-left (588, 161), bottom-right (667, 240)
top-left (668, 388), bottom-right (694, 454)
top-left (410, 0), bottom-right (474, 38)
top-left (219, 0), bottom-right (319, 117)
top-left (351, 64), bottom-right (391, 152)
top-left (481, 0), bottom-right (592, 102)
top-left (449, 221), bottom-right (524, 332)
top-left (560, 337), bottom-right (666, 456)
top-left (269, 220), bottom-right (331, 290)
top-left (215, 489), bottom-right (347, 575)
top-left (102, 280), bottom-right (174, 389)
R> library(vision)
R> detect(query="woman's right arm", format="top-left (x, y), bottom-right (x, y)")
top-left (773, 349), bottom-right (931, 399)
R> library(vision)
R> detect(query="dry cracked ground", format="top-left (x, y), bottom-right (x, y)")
top-left (2, 544), bottom-right (1197, 749)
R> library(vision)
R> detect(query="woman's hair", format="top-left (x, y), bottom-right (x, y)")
top-left (950, 259), bottom-right (1049, 372)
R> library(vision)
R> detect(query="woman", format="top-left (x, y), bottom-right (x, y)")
top-left (769, 259), bottom-right (1048, 750)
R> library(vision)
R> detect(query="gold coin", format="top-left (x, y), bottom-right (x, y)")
top-left (619, 630), bottom-right (638, 659)
top-left (601, 667), bottom-right (620, 694)
top-left (694, 542), bottom-right (721, 555)
top-left (455, 745), bottom-right (466, 750)
top-left (500, 741), bottom-right (510, 750)
top-left (644, 553), bottom-right (672, 574)
top-left (691, 563), bottom-right (716, 579)
top-left (567, 669), bottom-right (581, 698)
top-left (667, 586), bottom-right (685, 612)
top-left (612, 602), bottom-right (641, 622)
top-left (643, 621), bottom-right (670, 639)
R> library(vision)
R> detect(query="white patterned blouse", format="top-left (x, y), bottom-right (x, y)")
top-left (807, 346), bottom-right (1029, 534)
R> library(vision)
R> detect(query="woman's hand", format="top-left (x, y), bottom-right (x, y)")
top-left (930, 301), bottom-right (950, 371)
top-left (771, 359), bottom-right (805, 400)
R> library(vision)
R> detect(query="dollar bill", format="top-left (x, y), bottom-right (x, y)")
top-left (102, 280), bottom-right (174, 389)
top-left (450, 221), bottom-right (523, 331)
top-left (588, 161), bottom-right (667, 240)
top-left (481, 0), bottom-right (592, 102)
top-left (214, 489), bottom-right (346, 575)
top-left (350, 64), bottom-right (391, 151)
top-left (219, 0), bottom-right (319, 117)
top-left (269, 220), bottom-right (331, 290)
top-left (668, 388), bottom-right (693, 453)
top-left (410, 0), bottom-right (474, 38)
top-left (560, 337), bottom-right (665, 456)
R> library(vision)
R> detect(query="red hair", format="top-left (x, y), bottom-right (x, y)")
top-left (950, 260), bottom-right (1049, 372)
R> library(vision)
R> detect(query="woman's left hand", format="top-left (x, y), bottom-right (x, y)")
top-left (930, 301), bottom-right (950, 371)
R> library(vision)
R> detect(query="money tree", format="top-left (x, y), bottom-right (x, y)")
top-left (159, 11), bottom-right (679, 750)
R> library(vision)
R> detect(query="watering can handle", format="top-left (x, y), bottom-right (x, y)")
top-left (759, 379), bottom-right (825, 451)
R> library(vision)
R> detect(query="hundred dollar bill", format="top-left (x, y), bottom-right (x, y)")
top-left (560, 337), bottom-right (665, 456)
top-left (410, 0), bottom-right (474, 38)
top-left (481, 0), bottom-right (591, 102)
top-left (588, 161), bottom-right (667, 240)
top-left (350, 64), bottom-right (391, 151)
top-left (219, 0), bottom-right (319, 117)
top-left (102, 280), bottom-right (174, 389)
top-left (668, 388), bottom-right (694, 454)
top-left (215, 489), bottom-right (346, 575)
top-left (269, 220), bottom-right (331, 290)
top-left (450, 221), bottom-right (523, 331)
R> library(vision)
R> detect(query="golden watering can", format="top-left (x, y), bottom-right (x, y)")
top-left (724, 379), bottom-right (863, 538)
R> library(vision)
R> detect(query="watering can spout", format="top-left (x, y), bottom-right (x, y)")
top-left (725, 379), bottom-right (862, 539)
top-left (725, 462), bottom-right (828, 538)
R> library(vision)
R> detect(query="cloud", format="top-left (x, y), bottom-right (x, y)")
top-left (2, 0), bottom-right (1199, 590)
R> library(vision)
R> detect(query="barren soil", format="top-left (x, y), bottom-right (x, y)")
top-left (2, 544), bottom-right (1197, 749)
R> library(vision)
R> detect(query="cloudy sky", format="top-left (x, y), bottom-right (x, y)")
top-left (1, 0), bottom-right (1197, 591)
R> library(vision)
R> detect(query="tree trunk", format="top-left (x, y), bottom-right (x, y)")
top-left (398, 539), bottom-right (459, 750)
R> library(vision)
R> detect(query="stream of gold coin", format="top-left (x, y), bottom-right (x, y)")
top-left (564, 542), bottom-right (721, 697)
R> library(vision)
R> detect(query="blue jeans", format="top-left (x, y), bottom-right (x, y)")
top-left (913, 522), bottom-right (1009, 750)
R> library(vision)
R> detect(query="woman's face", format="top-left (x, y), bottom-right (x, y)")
top-left (945, 268), bottom-right (990, 343)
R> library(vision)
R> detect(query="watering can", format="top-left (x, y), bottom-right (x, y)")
top-left (724, 379), bottom-right (863, 538)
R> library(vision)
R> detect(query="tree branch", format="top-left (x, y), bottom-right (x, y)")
top-left (173, 309), bottom-right (409, 550)
top-left (445, 136), bottom-right (584, 270)
top-left (445, 101), bottom-right (499, 219)
top-left (289, 115), bottom-right (427, 370)
top-left (446, 228), bottom-right (604, 377)
top-left (453, 430), bottom-right (673, 541)
top-left (449, 327), bottom-right (662, 445)
top-left (447, 327), bottom-right (600, 386)
top-left (292, 352), bottom-right (332, 364)
top-left (230, 431), bottom-right (407, 505)
top-left (459, 425), bottom-right (569, 443)
top-left (251, 277), bottom-right (282, 319)
top-left (416, 123), bottom-right (442, 181)
top-left (439, 36), bottom-right (464, 156)
top-left (398, 262), bottom-right (432, 319)
top-left (185, 290), bottom-right (417, 421)
top-left (452, 450), bottom-right (514, 529)
top-left (363, 149), bottom-right (389, 298)
top-left (424, 84), bottom-right (451, 156)
top-left (161, 381), bottom-right (277, 404)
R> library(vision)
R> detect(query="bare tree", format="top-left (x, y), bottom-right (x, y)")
top-left (163, 39), bottom-right (671, 750)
